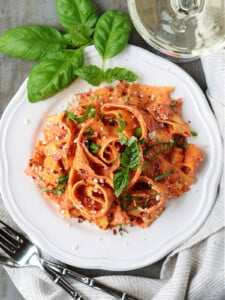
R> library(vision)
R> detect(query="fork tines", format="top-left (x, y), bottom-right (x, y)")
top-left (0, 220), bottom-right (23, 255)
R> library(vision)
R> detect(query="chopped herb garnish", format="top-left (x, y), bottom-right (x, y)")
top-left (124, 96), bottom-right (129, 103)
top-left (89, 142), bottom-right (99, 153)
top-left (120, 193), bottom-right (143, 210)
top-left (118, 113), bottom-right (123, 118)
top-left (38, 176), bottom-right (43, 180)
top-left (174, 138), bottom-right (188, 149)
top-left (169, 139), bottom-right (174, 150)
top-left (169, 100), bottom-right (178, 116)
top-left (57, 174), bottom-right (68, 184)
top-left (117, 133), bottom-right (128, 145)
top-left (90, 94), bottom-right (99, 100)
top-left (100, 113), bottom-right (104, 121)
top-left (134, 127), bottom-right (142, 137)
top-left (191, 131), bottom-right (198, 136)
top-left (83, 128), bottom-right (94, 136)
top-left (115, 118), bottom-right (127, 132)
top-left (141, 160), bottom-right (148, 171)
top-left (85, 137), bottom-right (99, 153)
top-left (140, 138), bottom-right (147, 145)
top-left (39, 174), bottom-right (68, 195)
top-left (64, 104), bottom-right (96, 124)
top-left (154, 169), bottom-right (175, 182)
top-left (143, 147), bottom-right (153, 155)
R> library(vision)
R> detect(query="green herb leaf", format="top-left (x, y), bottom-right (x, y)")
top-left (174, 138), bottom-right (188, 149)
top-left (115, 118), bottom-right (127, 132)
top-left (27, 49), bottom-right (84, 102)
top-left (75, 65), bottom-right (103, 86)
top-left (154, 169), bottom-right (175, 182)
top-left (94, 10), bottom-right (132, 62)
top-left (140, 138), bottom-right (146, 145)
top-left (57, 174), bottom-right (68, 184)
top-left (127, 136), bottom-right (137, 146)
top-left (117, 133), bottom-right (128, 145)
top-left (0, 25), bottom-right (68, 61)
top-left (55, 0), bottom-right (99, 32)
top-left (141, 160), bottom-right (148, 171)
top-left (104, 67), bottom-right (138, 83)
top-left (83, 128), bottom-right (94, 136)
top-left (169, 100), bottom-right (178, 116)
top-left (69, 24), bottom-right (93, 47)
top-left (191, 131), bottom-right (198, 136)
top-left (85, 137), bottom-right (99, 153)
top-left (134, 127), bottom-right (142, 137)
top-left (113, 167), bottom-right (129, 196)
top-left (143, 147), bottom-right (152, 155)
top-left (65, 104), bottom-right (96, 124)
top-left (89, 142), bottom-right (99, 153)
top-left (120, 139), bottom-right (140, 170)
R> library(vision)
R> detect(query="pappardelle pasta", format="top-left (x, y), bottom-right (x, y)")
top-left (26, 82), bottom-right (203, 230)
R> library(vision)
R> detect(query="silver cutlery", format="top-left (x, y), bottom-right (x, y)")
top-left (0, 220), bottom-right (139, 300)
top-left (0, 220), bottom-right (86, 300)
top-left (0, 254), bottom-right (19, 267)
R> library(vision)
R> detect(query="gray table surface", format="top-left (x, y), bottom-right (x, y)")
top-left (0, 1), bottom-right (206, 299)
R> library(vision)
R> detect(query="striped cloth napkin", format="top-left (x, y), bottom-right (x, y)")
top-left (1, 49), bottom-right (224, 300)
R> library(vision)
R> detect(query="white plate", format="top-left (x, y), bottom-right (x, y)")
top-left (0, 45), bottom-right (222, 271)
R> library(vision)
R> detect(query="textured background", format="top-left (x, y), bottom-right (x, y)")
top-left (0, 0), bottom-right (206, 299)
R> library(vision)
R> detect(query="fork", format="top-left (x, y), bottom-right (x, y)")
top-left (0, 220), bottom-right (139, 300)
top-left (0, 220), bottom-right (86, 300)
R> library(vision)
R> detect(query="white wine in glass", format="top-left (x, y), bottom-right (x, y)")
top-left (128, 0), bottom-right (225, 60)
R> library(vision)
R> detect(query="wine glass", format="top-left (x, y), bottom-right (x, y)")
top-left (128, 0), bottom-right (225, 61)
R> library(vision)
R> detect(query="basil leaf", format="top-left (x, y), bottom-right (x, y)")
top-left (117, 133), bottom-right (128, 145)
top-left (75, 65), bottom-right (103, 86)
top-left (69, 24), bottom-right (93, 47)
top-left (113, 167), bottom-right (129, 197)
top-left (104, 67), bottom-right (138, 83)
top-left (27, 49), bottom-right (84, 102)
top-left (127, 136), bottom-right (137, 146)
top-left (0, 25), bottom-right (68, 61)
top-left (94, 10), bottom-right (132, 61)
top-left (121, 140), bottom-right (140, 170)
top-left (55, 0), bottom-right (99, 32)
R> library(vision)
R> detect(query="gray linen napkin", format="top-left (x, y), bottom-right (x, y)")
top-left (1, 49), bottom-right (224, 300)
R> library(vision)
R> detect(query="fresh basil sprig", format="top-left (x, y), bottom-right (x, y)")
top-left (76, 10), bottom-right (137, 86)
top-left (0, 1), bottom-right (138, 102)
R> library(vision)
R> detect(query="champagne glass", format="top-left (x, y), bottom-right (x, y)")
top-left (128, 0), bottom-right (225, 60)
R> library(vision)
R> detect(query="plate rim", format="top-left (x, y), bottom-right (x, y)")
top-left (0, 45), bottom-right (223, 271)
